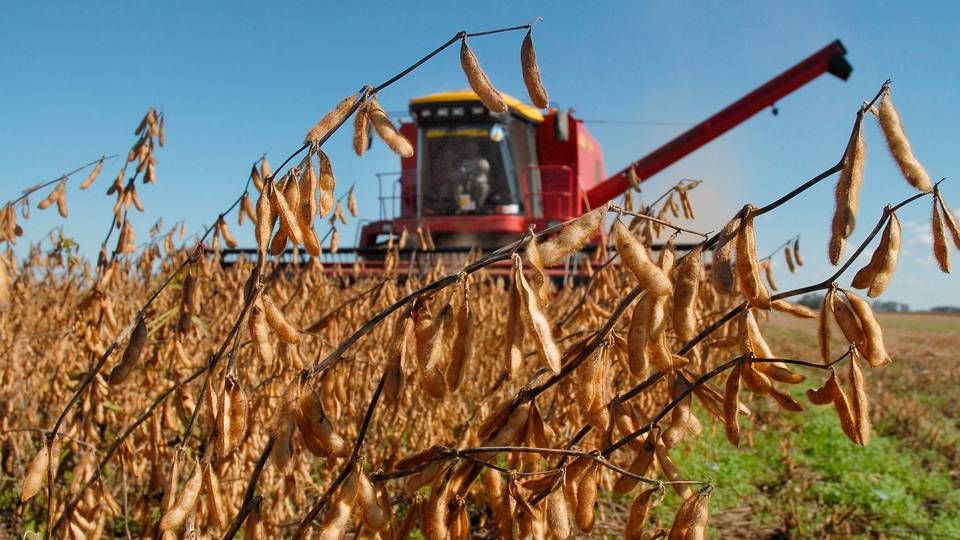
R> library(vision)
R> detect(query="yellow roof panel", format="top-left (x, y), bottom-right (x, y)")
top-left (410, 89), bottom-right (544, 123)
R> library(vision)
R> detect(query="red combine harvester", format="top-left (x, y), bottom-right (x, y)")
top-left (353, 40), bottom-right (851, 266)
top-left (223, 41), bottom-right (851, 274)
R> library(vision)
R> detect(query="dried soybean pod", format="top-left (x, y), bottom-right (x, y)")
top-left (878, 87), bottom-right (933, 192)
top-left (848, 354), bottom-right (871, 445)
top-left (218, 217), bottom-right (238, 249)
top-left (761, 259), bottom-right (778, 291)
top-left (294, 393), bottom-right (331, 457)
top-left (933, 197), bottom-right (951, 273)
top-left (203, 464), bottom-right (229, 530)
top-left (574, 464), bottom-right (599, 533)
top-left (448, 495), bottom-right (470, 540)
top-left (412, 298), bottom-right (434, 370)
top-left (863, 210), bottom-right (901, 297)
top-left (613, 430), bottom-right (658, 494)
top-left (298, 157), bottom-right (318, 230)
top-left (611, 399), bottom-right (643, 450)
top-left (562, 455), bottom-right (593, 506)
top-left (0, 259), bottom-right (10, 307)
top-left (723, 364), bottom-right (742, 446)
top-left (128, 183), bottom-right (145, 212)
top-left (538, 203), bottom-right (609, 266)
top-left (658, 235), bottom-right (676, 274)
top-left (614, 220), bottom-right (672, 297)
top-left (333, 201), bottom-right (348, 226)
top-left (740, 361), bottom-right (772, 395)
top-left (304, 93), bottom-right (357, 144)
top-left (270, 177), bottom-right (303, 246)
top-left (367, 95), bottom-right (415, 158)
top-left (711, 217), bottom-right (740, 294)
top-left (850, 217), bottom-right (890, 291)
top-left (627, 295), bottom-right (651, 376)
top-left (672, 246), bottom-right (702, 341)
top-left (504, 265), bottom-right (524, 377)
top-left (938, 192), bottom-right (960, 248)
top-left (260, 156), bottom-right (273, 183)
top-left (109, 317), bottom-right (147, 385)
top-left (302, 228), bottom-right (322, 258)
top-left (666, 491), bottom-right (698, 540)
top-left (353, 95), bottom-right (371, 156)
top-left (240, 192), bottom-right (256, 227)
top-left (784, 245), bottom-right (796, 273)
top-left (80, 159), bottom-right (104, 190)
top-left (460, 37), bottom-right (507, 113)
top-left (793, 237), bottom-right (804, 266)
top-left (771, 299), bottom-right (817, 319)
top-left (216, 385), bottom-right (233, 458)
top-left (357, 465), bottom-right (389, 531)
top-left (54, 183), bottom-right (69, 217)
top-left (831, 293), bottom-right (865, 350)
top-left (255, 182), bottom-right (274, 258)
top-left (385, 317), bottom-right (410, 404)
top-left (488, 402), bottom-right (531, 446)
top-left (20, 440), bottom-right (49, 502)
top-left (270, 409), bottom-right (296, 475)
top-left (827, 368), bottom-right (861, 445)
top-left (422, 226), bottom-right (436, 251)
top-left (672, 488), bottom-right (711, 540)
top-left (37, 185), bottom-right (57, 210)
top-left (261, 294), bottom-right (300, 344)
top-left (806, 369), bottom-right (837, 405)
top-left (160, 459), bottom-right (203, 531)
top-left (447, 279), bottom-right (473, 391)
top-left (844, 289), bottom-right (891, 367)
top-left (514, 254), bottom-right (561, 373)
top-left (298, 389), bottom-right (348, 457)
top-left (248, 300), bottom-right (275, 365)
top-left (735, 206), bottom-right (771, 309)
top-left (852, 210), bottom-right (901, 296)
top-left (520, 28), bottom-right (549, 108)
top-left (423, 468), bottom-right (454, 540)
top-left (250, 162), bottom-right (264, 192)
top-left (347, 186), bottom-right (358, 217)
top-left (625, 487), bottom-right (660, 540)
top-left (662, 379), bottom-right (699, 448)
top-left (221, 377), bottom-right (248, 457)
top-left (767, 385), bottom-right (804, 412)
top-left (655, 444), bottom-right (692, 499)
top-left (830, 112), bottom-right (867, 264)
top-left (318, 470), bottom-right (357, 540)
top-left (423, 303), bottom-right (453, 373)
top-left (546, 486), bottom-right (572, 540)
top-left (316, 149), bottom-right (337, 219)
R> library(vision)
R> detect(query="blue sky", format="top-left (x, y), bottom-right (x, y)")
top-left (2, 2), bottom-right (958, 308)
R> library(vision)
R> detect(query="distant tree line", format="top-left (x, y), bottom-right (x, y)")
top-left (794, 293), bottom-right (960, 313)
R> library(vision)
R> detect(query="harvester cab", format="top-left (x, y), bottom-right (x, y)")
top-left (359, 90), bottom-right (605, 252)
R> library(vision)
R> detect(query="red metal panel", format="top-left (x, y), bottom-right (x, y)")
top-left (586, 40), bottom-right (850, 208)
top-left (575, 123), bottom-right (606, 213)
top-left (399, 122), bottom-right (418, 217)
top-left (536, 111), bottom-right (584, 218)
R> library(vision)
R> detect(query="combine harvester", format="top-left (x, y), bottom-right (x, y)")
top-left (227, 40), bottom-right (852, 276)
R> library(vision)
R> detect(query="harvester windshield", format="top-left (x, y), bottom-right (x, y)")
top-left (420, 124), bottom-right (519, 216)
